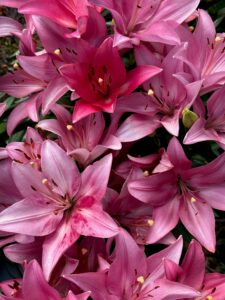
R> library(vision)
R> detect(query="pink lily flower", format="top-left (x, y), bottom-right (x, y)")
top-left (64, 230), bottom-right (200, 299)
top-left (6, 127), bottom-right (43, 168)
top-left (164, 240), bottom-right (225, 299)
top-left (0, 16), bottom-right (23, 37)
top-left (104, 166), bottom-right (176, 245)
top-left (0, 260), bottom-right (91, 300)
top-left (19, 0), bottom-right (102, 33)
top-left (0, 53), bottom-right (69, 134)
top-left (0, 141), bottom-right (119, 279)
top-left (114, 148), bottom-right (173, 179)
top-left (90, 0), bottom-right (200, 49)
top-left (129, 137), bottom-right (225, 252)
top-left (184, 85), bottom-right (225, 149)
top-left (175, 9), bottom-right (225, 94)
top-left (114, 47), bottom-right (202, 141)
top-left (60, 37), bottom-right (162, 122)
top-left (0, 102), bottom-right (7, 118)
top-left (37, 105), bottom-right (121, 167)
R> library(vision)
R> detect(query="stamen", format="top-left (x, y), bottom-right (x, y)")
top-left (191, 197), bottom-right (196, 203)
top-left (54, 48), bottom-right (61, 55)
top-left (147, 219), bottom-right (154, 226)
top-left (206, 296), bottom-right (213, 300)
top-left (66, 124), bottom-right (73, 131)
top-left (42, 178), bottom-right (48, 185)
top-left (215, 36), bottom-right (221, 44)
top-left (81, 248), bottom-right (88, 255)
top-left (29, 161), bottom-right (35, 168)
top-left (137, 276), bottom-right (145, 284)
top-left (98, 77), bottom-right (104, 84)
top-left (143, 170), bottom-right (149, 177)
top-left (13, 63), bottom-right (19, 70)
top-left (188, 26), bottom-right (194, 32)
top-left (147, 89), bottom-right (154, 96)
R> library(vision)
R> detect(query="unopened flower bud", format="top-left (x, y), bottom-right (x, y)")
top-left (182, 108), bottom-right (198, 129)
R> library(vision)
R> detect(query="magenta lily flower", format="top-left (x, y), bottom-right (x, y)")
top-left (0, 141), bottom-right (119, 279)
top-left (90, 0), bottom-right (200, 48)
top-left (129, 137), bottom-right (225, 252)
top-left (37, 105), bottom-right (121, 167)
top-left (64, 230), bottom-right (200, 300)
top-left (60, 37), bottom-right (162, 122)
top-left (184, 85), bottom-right (225, 149)
top-left (0, 260), bottom-right (91, 300)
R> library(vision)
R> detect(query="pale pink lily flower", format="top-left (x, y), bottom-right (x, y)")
top-left (175, 9), bottom-right (225, 94)
top-left (90, 0), bottom-right (200, 49)
top-left (0, 141), bottom-right (119, 280)
top-left (64, 230), bottom-right (200, 300)
top-left (0, 260), bottom-right (91, 300)
top-left (60, 37), bottom-right (162, 122)
top-left (37, 105), bottom-right (121, 167)
top-left (129, 137), bottom-right (225, 252)
top-left (184, 85), bottom-right (225, 149)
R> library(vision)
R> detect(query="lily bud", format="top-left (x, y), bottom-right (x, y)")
top-left (182, 108), bottom-right (198, 129)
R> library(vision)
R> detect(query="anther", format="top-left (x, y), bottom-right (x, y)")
top-left (42, 178), bottom-right (48, 185)
top-left (13, 63), bottom-right (19, 70)
top-left (66, 124), bottom-right (73, 131)
top-left (147, 89), bottom-right (154, 96)
top-left (191, 197), bottom-right (196, 203)
top-left (81, 248), bottom-right (88, 255)
top-left (143, 170), bottom-right (149, 177)
top-left (188, 26), bottom-right (194, 32)
top-left (98, 77), bottom-right (104, 84)
top-left (206, 296), bottom-right (213, 300)
top-left (215, 36), bottom-right (221, 44)
top-left (54, 49), bottom-right (61, 55)
top-left (29, 161), bottom-right (35, 168)
top-left (137, 276), bottom-right (145, 284)
top-left (147, 219), bottom-right (154, 226)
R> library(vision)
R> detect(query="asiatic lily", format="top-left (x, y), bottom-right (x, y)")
top-left (129, 137), bottom-right (225, 252)
top-left (0, 141), bottom-right (119, 279)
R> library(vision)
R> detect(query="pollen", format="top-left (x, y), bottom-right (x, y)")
top-left (81, 248), bottom-right (88, 255)
top-left (215, 36), bottom-right (221, 43)
top-left (206, 296), bottom-right (213, 300)
top-left (29, 161), bottom-right (35, 168)
top-left (66, 124), bottom-right (73, 131)
top-left (54, 48), bottom-right (61, 55)
top-left (147, 219), bottom-right (154, 226)
top-left (13, 63), bottom-right (19, 70)
top-left (98, 77), bottom-right (104, 84)
top-left (188, 26), bottom-right (194, 32)
top-left (190, 197), bottom-right (196, 203)
top-left (137, 276), bottom-right (145, 284)
top-left (147, 89), bottom-right (154, 96)
top-left (111, 18), bottom-right (115, 25)
top-left (42, 178), bottom-right (48, 185)
top-left (143, 170), bottom-right (149, 177)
